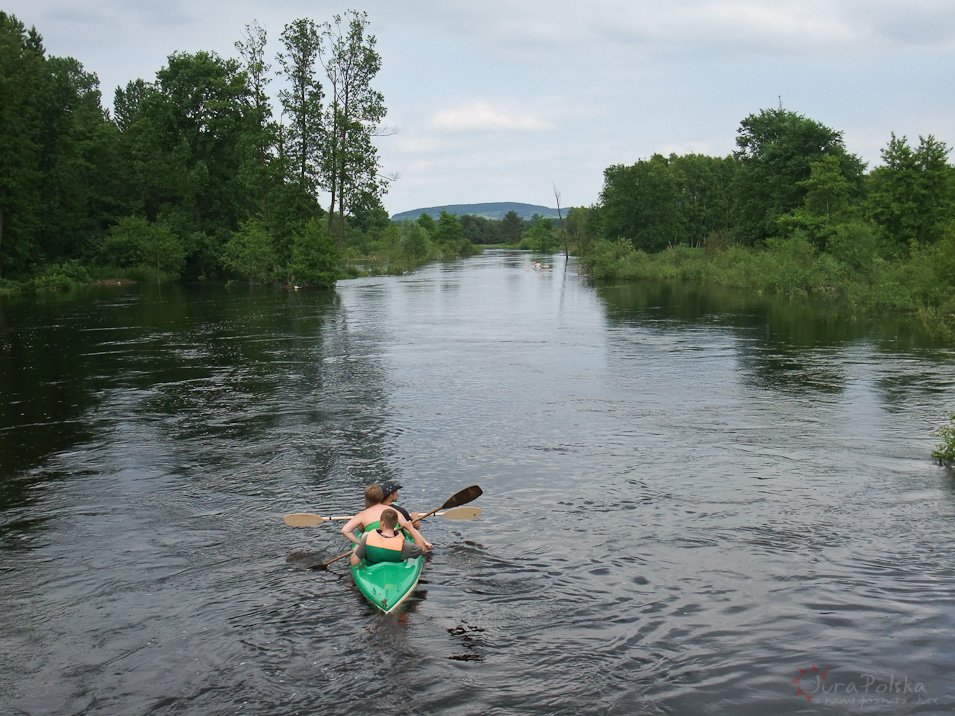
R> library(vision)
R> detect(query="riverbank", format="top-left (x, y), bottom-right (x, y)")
top-left (580, 236), bottom-right (955, 340)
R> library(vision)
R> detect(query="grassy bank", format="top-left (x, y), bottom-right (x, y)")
top-left (581, 236), bottom-right (955, 340)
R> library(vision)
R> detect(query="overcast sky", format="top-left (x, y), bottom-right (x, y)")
top-left (6, 1), bottom-right (955, 216)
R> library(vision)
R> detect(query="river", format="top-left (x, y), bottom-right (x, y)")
top-left (1, 250), bottom-right (954, 715)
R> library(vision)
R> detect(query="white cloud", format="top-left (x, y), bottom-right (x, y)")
top-left (428, 102), bottom-right (553, 132)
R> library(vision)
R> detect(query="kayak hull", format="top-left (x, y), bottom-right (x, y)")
top-left (350, 554), bottom-right (423, 614)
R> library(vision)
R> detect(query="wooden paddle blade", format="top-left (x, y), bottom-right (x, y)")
top-left (283, 513), bottom-right (326, 527)
top-left (441, 506), bottom-right (482, 520)
top-left (441, 485), bottom-right (483, 510)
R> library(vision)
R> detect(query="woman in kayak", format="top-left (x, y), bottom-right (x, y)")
top-left (341, 484), bottom-right (430, 552)
top-left (349, 508), bottom-right (423, 565)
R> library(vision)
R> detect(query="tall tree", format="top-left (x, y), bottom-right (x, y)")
top-left (319, 10), bottom-right (389, 248)
top-left (668, 153), bottom-right (735, 247)
top-left (235, 21), bottom-right (278, 224)
top-left (501, 210), bottom-right (523, 244)
top-left (731, 108), bottom-right (865, 245)
top-left (277, 18), bottom-right (324, 194)
top-left (0, 13), bottom-right (120, 276)
top-left (866, 133), bottom-right (955, 248)
top-left (0, 12), bottom-right (46, 275)
top-left (599, 154), bottom-right (681, 252)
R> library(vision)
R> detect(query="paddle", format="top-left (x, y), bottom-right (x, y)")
top-left (308, 485), bottom-right (483, 570)
top-left (284, 505), bottom-right (482, 527)
top-left (284, 513), bottom-right (352, 527)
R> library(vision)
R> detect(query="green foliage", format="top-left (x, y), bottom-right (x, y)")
top-left (99, 216), bottom-right (185, 281)
top-left (432, 210), bottom-right (476, 257)
top-left (825, 220), bottom-right (885, 274)
top-left (598, 153), bottom-right (734, 253)
top-left (932, 413), bottom-right (955, 464)
top-left (500, 210), bottom-right (524, 244)
top-left (223, 218), bottom-right (277, 284)
top-left (600, 154), bottom-right (681, 252)
top-left (519, 215), bottom-right (559, 252)
top-left (289, 219), bottom-right (339, 288)
top-left (866, 134), bottom-right (955, 248)
top-left (731, 108), bottom-right (865, 245)
top-left (398, 219), bottom-right (432, 260)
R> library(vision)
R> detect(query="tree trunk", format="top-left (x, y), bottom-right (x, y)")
top-left (554, 183), bottom-right (568, 259)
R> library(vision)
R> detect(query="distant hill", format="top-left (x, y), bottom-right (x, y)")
top-left (391, 202), bottom-right (562, 222)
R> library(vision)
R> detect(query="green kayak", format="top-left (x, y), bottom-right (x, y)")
top-left (350, 550), bottom-right (423, 614)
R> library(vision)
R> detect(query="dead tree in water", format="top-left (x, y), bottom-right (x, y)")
top-left (553, 183), bottom-right (568, 259)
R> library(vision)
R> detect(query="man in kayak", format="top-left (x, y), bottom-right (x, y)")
top-left (349, 508), bottom-right (423, 565)
top-left (341, 484), bottom-right (430, 551)
top-left (380, 480), bottom-right (421, 524)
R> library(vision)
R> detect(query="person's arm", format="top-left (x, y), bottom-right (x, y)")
top-left (400, 541), bottom-right (423, 560)
top-left (341, 516), bottom-right (364, 545)
top-left (399, 516), bottom-right (430, 552)
top-left (350, 536), bottom-right (367, 566)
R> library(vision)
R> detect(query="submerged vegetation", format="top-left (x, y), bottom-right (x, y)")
top-left (933, 414), bottom-right (955, 465)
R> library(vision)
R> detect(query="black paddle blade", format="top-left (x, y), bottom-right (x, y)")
top-left (441, 485), bottom-right (482, 510)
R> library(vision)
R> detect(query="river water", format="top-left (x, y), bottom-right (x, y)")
top-left (2, 250), bottom-right (955, 715)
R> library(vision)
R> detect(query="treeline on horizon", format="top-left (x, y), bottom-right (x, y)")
top-left (2, 11), bottom-right (955, 336)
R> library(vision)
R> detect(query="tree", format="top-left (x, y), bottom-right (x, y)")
top-left (501, 210), bottom-right (523, 244)
top-left (417, 212), bottom-right (436, 235)
top-left (160, 52), bottom-right (254, 273)
top-left (99, 215), bottom-right (185, 280)
top-left (599, 154), bottom-right (681, 252)
top-left (399, 219), bottom-right (432, 260)
top-left (777, 155), bottom-right (855, 250)
top-left (521, 215), bottom-right (559, 252)
top-left (235, 21), bottom-right (280, 224)
top-left (668, 153), bottom-right (735, 247)
top-left (866, 133), bottom-right (955, 248)
top-left (0, 13), bottom-right (121, 277)
top-left (277, 18), bottom-right (324, 194)
top-left (319, 10), bottom-right (389, 248)
top-left (566, 206), bottom-right (598, 256)
top-left (433, 210), bottom-right (469, 256)
top-left (554, 183), bottom-right (568, 258)
top-left (223, 218), bottom-right (277, 284)
top-left (731, 108), bottom-right (865, 245)
top-left (0, 13), bottom-right (49, 276)
top-left (289, 218), bottom-right (339, 287)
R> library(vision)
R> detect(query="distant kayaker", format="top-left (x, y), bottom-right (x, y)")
top-left (341, 484), bottom-right (431, 551)
top-left (349, 508), bottom-right (423, 566)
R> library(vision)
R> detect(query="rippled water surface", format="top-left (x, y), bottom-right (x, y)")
top-left (2, 251), bottom-right (955, 715)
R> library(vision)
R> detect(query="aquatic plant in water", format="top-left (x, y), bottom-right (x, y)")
top-left (932, 413), bottom-right (955, 464)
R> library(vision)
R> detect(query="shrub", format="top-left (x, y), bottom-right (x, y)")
top-left (932, 413), bottom-right (955, 464)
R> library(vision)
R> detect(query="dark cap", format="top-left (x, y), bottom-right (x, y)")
top-left (380, 480), bottom-right (403, 498)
